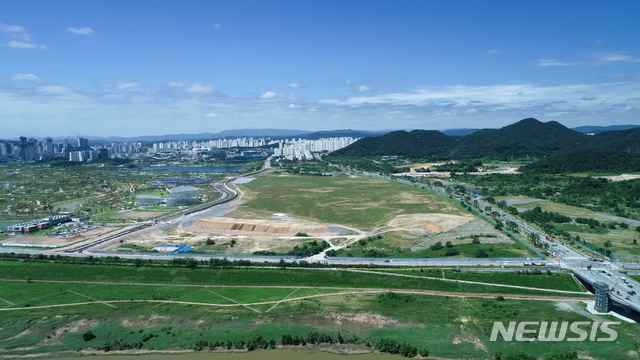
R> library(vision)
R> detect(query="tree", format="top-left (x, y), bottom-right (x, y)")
top-left (475, 249), bottom-right (489, 258)
top-left (83, 330), bottom-right (96, 342)
top-left (445, 247), bottom-right (459, 256)
top-left (185, 258), bottom-right (198, 269)
top-left (544, 351), bottom-right (579, 360)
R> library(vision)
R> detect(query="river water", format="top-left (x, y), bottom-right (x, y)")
top-left (142, 166), bottom-right (244, 173)
top-left (56, 349), bottom-right (402, 360)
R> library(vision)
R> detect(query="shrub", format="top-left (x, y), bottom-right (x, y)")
top-left (83, 330), bottom-right (96, 342)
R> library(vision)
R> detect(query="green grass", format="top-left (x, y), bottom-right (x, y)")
top-left (117, 244), bottom-right (153, 252)
top-left (0, 291), bottom-right (636, 359)
top-left (334, 235), bottom-right (533, 258)
top-left (372, 269), bottom-right (585, 292)
top-left (232, 174), bottom-right (467, 230)
top-left (0, 261), bottom-right (591, 299)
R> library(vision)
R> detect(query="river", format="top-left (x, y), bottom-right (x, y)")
top-left (142, 166), bottom-right (244, 173)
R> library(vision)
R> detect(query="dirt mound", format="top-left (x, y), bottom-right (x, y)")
top-left (192, 217), bottom-right (334, 236)
top-left (387, 213), bottom-right (474, 233)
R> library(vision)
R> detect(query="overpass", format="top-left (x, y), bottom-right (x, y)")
top-left (573, 269), bottom-right (640, 316)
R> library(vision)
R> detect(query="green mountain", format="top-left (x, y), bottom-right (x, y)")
top-left (592, 127), bottom-right (640, 153)
top-left (330, 118), bottom-right (596, 160)
top-left (520, 147), bottom-right (640, 174)
top-left (452, 118), bottom-right (590, 159)
top-left (331, 129), bottom-right (458, 159)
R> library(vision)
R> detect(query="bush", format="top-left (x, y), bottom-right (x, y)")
top-left (475, 249), bottom-right (489, 258)
top-left (445, 247), bottom-right (459, 256)
top-left (82, 330), bottom-right (96, 342)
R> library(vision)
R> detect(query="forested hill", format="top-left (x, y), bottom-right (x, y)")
top-left (592, 127), bottom-right (640, 153)
top-left (520, 148), bottom-right (640, 174)
top-left (330, 118), bottom-right (599, 160)
top-left (451, 118), bottom-right (591, 159)
top-left (331, 129), bottom-right (458, 158)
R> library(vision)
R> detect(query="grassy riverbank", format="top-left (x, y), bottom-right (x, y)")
top-left (0, 261), bottom-right (636, 360)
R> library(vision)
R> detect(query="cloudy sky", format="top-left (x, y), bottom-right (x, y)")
top-left (2, 0), bottom-right (640, 138)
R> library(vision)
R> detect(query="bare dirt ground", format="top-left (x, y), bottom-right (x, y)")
top-left (425, 219), bottom-right (513, 246)
top-left (191, 217), bottom-right (336, 236)
top-left (387, 213), bottom-right (474, 233)
top-left (596, 174), bottom-right (640, 182)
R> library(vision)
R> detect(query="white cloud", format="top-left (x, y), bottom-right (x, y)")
top-left (2, 80), bottom-right (640, 138)
top-left (183, 83), bottom-right (218, 94)
top-left (4, 40), bottom-right (46, 49)
top-left (68, 27), bottom-right (95, 35)
top-left (285, 83), bottom-right (303, 89)
top-left (259, 91), bottom-right (276, 99)
top-left (213, 23), bottom-right (222, 29)
top-left (483, 49), bottom-right (502, 56)
top-left (345, 79), bottom-right (352, 85)
top-left (1, 22), bottom-right (29, 40)
top-left (599, 73), bottom-right (631, 80)
top-left (355, 85), bottom-right (375, 93)
top-left (1, 23), bottom-right (46, 49)
top-left (10, 73), bottom-right (42, 82)
top-left (589, 51), bottom-right (637, 63)
top-left (537, 59), bottom-right (576, 66)
top-left (117, 81), bottom-right (143, 91)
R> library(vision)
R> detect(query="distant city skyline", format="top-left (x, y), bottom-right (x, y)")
top-left (2, 1), bottom-right (640, 138)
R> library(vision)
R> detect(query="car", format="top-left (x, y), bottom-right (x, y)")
top-left (628, 284), bottom-right (633, 288)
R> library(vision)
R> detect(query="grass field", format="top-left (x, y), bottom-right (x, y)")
top-left (0, 261), bottom-right (636, 360)
top-left (333, 232), bottom-right (533, 259)
top-left (373, 269), bottom-right (586, 292)
top-left (0, 261), bottom-right (589, 298)
top-left (231, 174), bottom-right (467, 231)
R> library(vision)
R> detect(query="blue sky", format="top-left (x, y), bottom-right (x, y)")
top-left (2, 0), bottom-right (640, 138)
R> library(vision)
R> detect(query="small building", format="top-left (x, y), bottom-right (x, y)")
top-left (136, 195), bottom-right (165, 206)
top-left (71, 215), bottom-right (91, 222)
top-left (166, 186), bottom-right (199, 206)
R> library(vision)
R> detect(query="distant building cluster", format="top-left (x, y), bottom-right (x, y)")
top-left (0, 136), bottom-right (143, 163)
top-left (0, 134), bottom-right (359, 163)
top-left (135, 185), bottom-right (201, 207)
top-left (6, 215), bottom-right (72, 233)
top-left (148, 136), bottom-right (358, 161)
top-left (150, 138), bottom-right (268, 155)
top-left (273, 137), bottom-right (359, 160)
